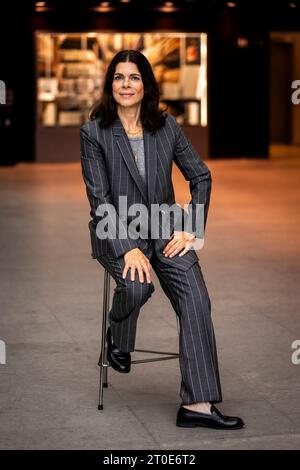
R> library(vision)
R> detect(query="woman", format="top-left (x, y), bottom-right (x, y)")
top-left (80, 49), bottom-right (244, 429)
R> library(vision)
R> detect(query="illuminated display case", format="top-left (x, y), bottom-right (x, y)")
top-left (36, 32), bottom-right (207, 127)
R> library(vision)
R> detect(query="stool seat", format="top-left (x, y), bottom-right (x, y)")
top-left (97, 268), bottom-right (180, 411)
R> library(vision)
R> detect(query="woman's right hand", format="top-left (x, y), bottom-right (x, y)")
top-left (122, 248), bottom-right (152, 284)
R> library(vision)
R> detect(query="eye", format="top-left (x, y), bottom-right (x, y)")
top-left (114, 75), bottom-right (121, 80)
top-left (131, 76), bottom-right (140, 80)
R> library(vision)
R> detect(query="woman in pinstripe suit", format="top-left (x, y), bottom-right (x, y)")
top-left (80, 49), bottom-right (244, 429)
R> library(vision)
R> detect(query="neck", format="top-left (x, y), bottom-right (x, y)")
top-left (117, 104), bottom-right (142, 130)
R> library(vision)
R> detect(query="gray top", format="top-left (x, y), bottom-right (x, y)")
top-left (128, 136), bottom-right (147, 185)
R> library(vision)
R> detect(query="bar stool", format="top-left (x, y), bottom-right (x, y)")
top-left (97, 268), bottom-right (180, 410)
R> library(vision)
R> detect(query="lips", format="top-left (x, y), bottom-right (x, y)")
top-left (120, 93), bottom-right (134, 96)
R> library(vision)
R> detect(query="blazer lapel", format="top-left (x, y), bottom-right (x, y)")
top-left (112, 116), bottom-right (157, 209)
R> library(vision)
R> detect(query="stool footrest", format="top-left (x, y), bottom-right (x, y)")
top-left (131, 355), bottom-right (178, 364)
top-left (132, 349), bottom-right (179, 364)
top-left (134, 348), bottom-right (178, 356)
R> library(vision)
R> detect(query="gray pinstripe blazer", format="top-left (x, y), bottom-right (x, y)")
top-left (80, 112), bottom-right (212, 271)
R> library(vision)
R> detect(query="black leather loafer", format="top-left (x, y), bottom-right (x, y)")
top-left (176, 404), bottom-right (244, 429)
top-left (106, 327), bottom-right (131, 373)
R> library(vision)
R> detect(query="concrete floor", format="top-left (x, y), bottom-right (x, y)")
top-left (0, 152), bottom-right (300, 450)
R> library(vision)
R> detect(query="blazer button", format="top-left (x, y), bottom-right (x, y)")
top-left (121, 216), bottom-right (126, 221)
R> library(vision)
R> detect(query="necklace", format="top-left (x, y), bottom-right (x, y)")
top-left (120, 120), bottom-right (143, 135)
top-left (125, 127), bottom-right (143, 135)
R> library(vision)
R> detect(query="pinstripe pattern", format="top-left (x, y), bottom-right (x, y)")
top-left (80, 112), bottom-right (211, 270)
top-left (151, 252), bottom-right (222, 404)
top-left (80, 112), bottom-right (222, 404)
top-left (95, 247), bottom-right (222, 405)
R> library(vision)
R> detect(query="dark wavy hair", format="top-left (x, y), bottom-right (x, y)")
top-left (89, 49), bottom-right (168, 133)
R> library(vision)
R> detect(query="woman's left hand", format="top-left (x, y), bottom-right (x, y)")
top-left (163, 231), bottom-right (196, 258)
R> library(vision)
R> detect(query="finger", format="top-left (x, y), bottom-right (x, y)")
top-left (170, 240), bottom-right (186, 256)
top-left (163, 241), bottom-right (171, 251)
top-left (163, 234), bottom-right (176, 252)
top-left (166, 241), bottom-right (183, 257)
top-left (180, 240), bottom-right (194, 255)
top-left (130, 265), bottom-right (136, 282)
top-left (141, 261), bottom-right (151, 283)
top-left (122, 264), bottom-right (129, 279)
top-left (163, 238), bottom-right (178, 255)
top-left (179, 247), bottom-right (189, 257)
top-left (169, 245), bottom-right (184, 258)
top-left (137, 266), bottom-right (144, 283)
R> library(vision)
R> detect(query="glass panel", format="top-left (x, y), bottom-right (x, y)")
top-left (36, 32), bottom-right (207, 127)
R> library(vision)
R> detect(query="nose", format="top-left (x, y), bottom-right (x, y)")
top-left (123, 76), bottom-right (130, 87)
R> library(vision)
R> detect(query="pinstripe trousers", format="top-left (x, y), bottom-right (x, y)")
top-left (96, 246), bottom-right (223, 406)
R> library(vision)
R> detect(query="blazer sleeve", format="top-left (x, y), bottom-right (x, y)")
top-left (80, 124), bottom-right (139, 258)
top-left (170, 114), bottom-right (212, 238)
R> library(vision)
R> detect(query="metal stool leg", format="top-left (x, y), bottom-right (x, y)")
top-left (103, 270), bottom-right (110, 387)
top-left (98, 269), bottom-right (110, 410)
top-left (97, 269), bottom-right (180, 411)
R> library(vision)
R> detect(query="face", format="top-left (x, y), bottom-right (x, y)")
top-left (112, 61), bottom-right (144, 108)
